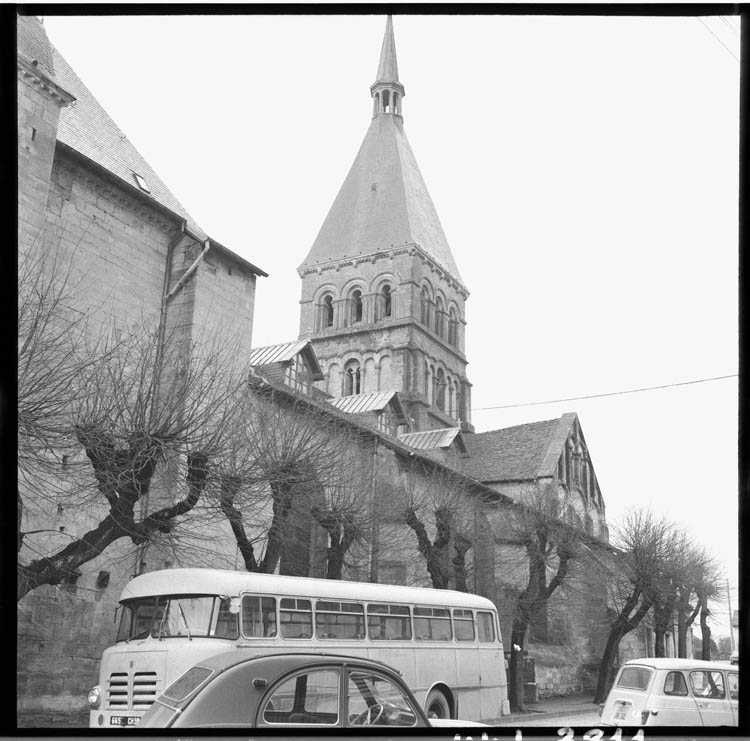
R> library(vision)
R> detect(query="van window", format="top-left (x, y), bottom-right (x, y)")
top-left (663, 671), bottom-right (688, 696)
top-left (617, 667), bottom-right (652, 690)
top-left (728, 672), bottom-right (738, 700)
top-left (690, 670), bottom-right (725, 699)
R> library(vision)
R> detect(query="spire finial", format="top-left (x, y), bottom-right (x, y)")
top-left (370, 16), bottom-right (405, 119)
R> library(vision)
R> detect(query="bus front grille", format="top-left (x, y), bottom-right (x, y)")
top-left (106, 671), bottom-right (158, 710)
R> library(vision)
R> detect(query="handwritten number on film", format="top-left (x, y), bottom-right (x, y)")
top-left (454, 729), bottom-right (645, 741)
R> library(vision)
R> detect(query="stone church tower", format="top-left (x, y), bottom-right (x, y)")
top-left (298, 17), bottom-right (473, 434)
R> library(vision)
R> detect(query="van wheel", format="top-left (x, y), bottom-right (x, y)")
top-left (426, 690), bottom-right (451, 719)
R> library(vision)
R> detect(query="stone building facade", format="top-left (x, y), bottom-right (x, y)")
top-left (17, 14), bottom-right (266, 712)
top-left (17, 13), bottom-right (647, 718)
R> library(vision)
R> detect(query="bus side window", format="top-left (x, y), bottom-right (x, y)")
top-left (453, 609), bottom-right (475, 641)
top-left (242, 596), bottom-right (277, 638)
top-left (414, 607), bottom-right (452, 641)
top-left (316, 601), bottom-right (365, 640)
top-left (367, 604), bottom-right (411, 640)
top-left (280, 598), bottom-right (313, 639)
top-left (476, 611), bottom-right (496, 643)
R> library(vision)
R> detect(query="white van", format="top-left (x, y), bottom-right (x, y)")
top-left (600, 658), bottom-right (738, 726)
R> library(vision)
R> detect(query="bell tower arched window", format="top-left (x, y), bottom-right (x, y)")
top-left (448, 307), bottom-right (458, 347)
top-left (319, 293), bottom-right (334, 329)
top-left (349, 288), bottom-right (363, 325)
top-left (435, 296), bottom-right (445, 338)
top-left (376, 283), bottom-right (392, 321)
top-left (344, 361), bottom-right (362, 395)
top-left (436, 368), bottom-right (446, 411)
top-left (420, 286), bottom-right (432, 326)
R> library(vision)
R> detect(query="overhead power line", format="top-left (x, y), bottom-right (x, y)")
top-left (697, 17), bottom-right (740, 62)
top-left (473, 374), bottom-right (738, 412)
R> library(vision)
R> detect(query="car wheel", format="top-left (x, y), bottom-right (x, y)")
top-left (426, 690), bottom-right (451, 719)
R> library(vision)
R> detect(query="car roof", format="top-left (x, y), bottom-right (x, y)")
top-left (194, 650), bottom-right (404, 675)
top-left (623, 657), bottom-right (737, 672)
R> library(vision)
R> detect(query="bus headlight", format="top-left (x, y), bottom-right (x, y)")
top-left (87, 685), bottom-right (101, 709)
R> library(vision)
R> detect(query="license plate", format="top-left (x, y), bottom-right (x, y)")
top-left (613, 702), bottom-right (630, 721)
top-left (110, 716), bottom-right (139, 727)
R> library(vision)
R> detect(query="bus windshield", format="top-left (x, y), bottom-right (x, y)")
top-left (116, 596), bottom-right (239, 642)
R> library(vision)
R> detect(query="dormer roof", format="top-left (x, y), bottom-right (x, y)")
top-left (328, 391), bottom-right (408, 424)
top-left (399, 427), bottom-right (466, 455)
top-left (250, 340), bottom-right (324, 381)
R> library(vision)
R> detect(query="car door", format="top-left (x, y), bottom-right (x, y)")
top-left (658, 670), bottom-right (701, 725)
top-left (727, 671), bottom-right (739, 725)
top-left (689, 670), bottom-right (734, 726)
top-left (345, 668), bottom-right (423, 727)
top-left (256, 667), bottom-right (342, 727)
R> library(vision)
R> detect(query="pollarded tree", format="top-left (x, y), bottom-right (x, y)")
top-left (17, 317), bottom-right (244, 600)
top-left (212, 379), bottom-right (375, 578)
top-left (402, 457), bottom-right (476, 591)
top-left (593, 510), bottom-right (684, 703)
top-left (674, 545), bottom-right (724, 660)
top-left (17, 247), bottom-right (116, 554)
top-left (505, 483), bottom-right (587, 713)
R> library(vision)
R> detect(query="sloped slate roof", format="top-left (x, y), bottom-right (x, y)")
top-left (250, 341), bottom-right (323, 380)
top-left (17, 14), bottom-right (56, 78)
top-left (52, 48), bottom-right (201, 232)
top-left (299, 113), bottom-right (462, 283)
top-left (399, 427), bottom-right (463, 451)
top-left (45, 40), bottom-right (265, 277)
top-left (328, 391), bottom-right (407, 422)
top-left (463, 414), bottom-right (578, 483)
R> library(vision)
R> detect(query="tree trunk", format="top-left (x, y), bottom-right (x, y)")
top-left (508, 617), bottom-right (529, 713)
top-left (405, 507), bottom-right (451, 589)
top-left (219, 475), bottom-right (260, 572)
top-left (452, 534), bottom-right (472, 592)
top-left (593, 590), bottom-right (654, 704)
top-left (700, 601), bottom-right (712, 661)
top-left (594, 627), bottom-right (626, 704)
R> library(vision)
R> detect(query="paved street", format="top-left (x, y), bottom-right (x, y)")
top-left (492, 710), bottom-right (603, 728)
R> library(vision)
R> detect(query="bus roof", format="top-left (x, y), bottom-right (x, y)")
top-left (119, 568), bottom-right (496, 611)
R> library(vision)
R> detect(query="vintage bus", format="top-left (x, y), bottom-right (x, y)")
top-left (88, 568), bottom-right (509, 727)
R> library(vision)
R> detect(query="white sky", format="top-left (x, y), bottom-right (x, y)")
top-left (40, 12), bottom-right (740, 636)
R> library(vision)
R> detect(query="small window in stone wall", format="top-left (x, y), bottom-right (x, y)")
top-left (547, 613), bottom-right (570, 645)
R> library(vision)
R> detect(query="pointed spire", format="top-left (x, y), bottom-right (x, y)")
top-left (375, 15), bottom-right (400, 84)
top-left (370, 16), bottom-right (405, 119)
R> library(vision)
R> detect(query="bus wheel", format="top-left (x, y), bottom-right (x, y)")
top-left (426, 690), bottom-right (451, 719)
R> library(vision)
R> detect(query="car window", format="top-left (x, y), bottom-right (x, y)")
top-left (728, 672), bottom-right (738, 700)
top-left (346, 671), bottom-right (418, 727)
top-left (663, 671), bottom-right (688, 696)
top-left (261, 669), bottom-right (339, 725)
top-left (690, 670), bottom-right (725, 699)
top-left (616, 667), bottom-right (652, 690)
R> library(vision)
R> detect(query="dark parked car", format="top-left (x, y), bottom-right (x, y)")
top-left (138, 651), bottom-right (485, 729)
